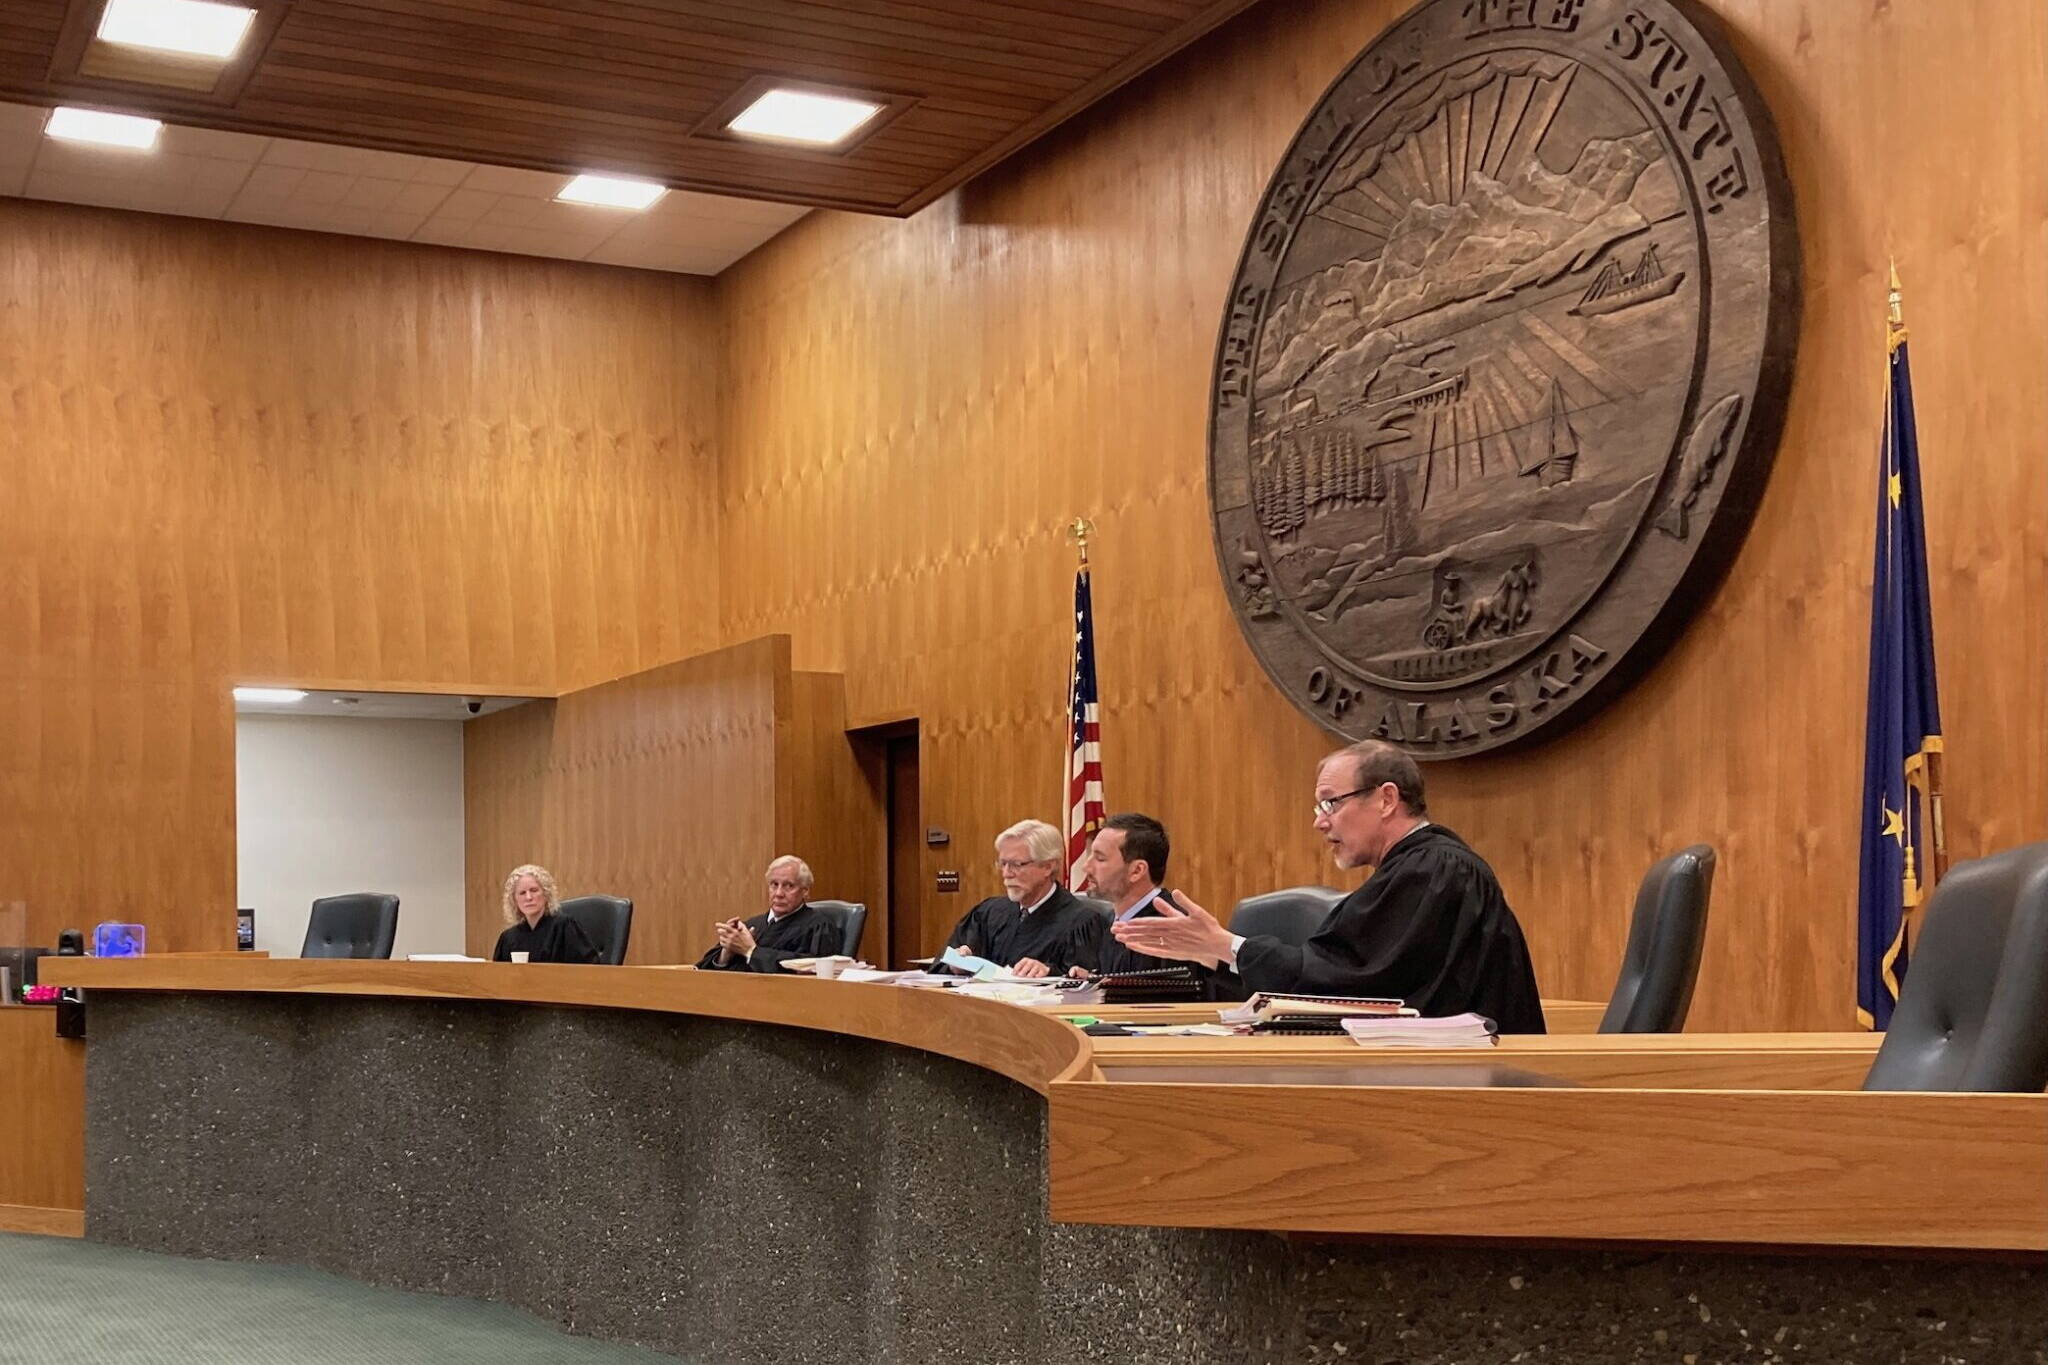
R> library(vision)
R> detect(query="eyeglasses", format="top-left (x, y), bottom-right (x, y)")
top-left (994, 858), bottom-right (1045, 873)
top-left (1313, 785), bottom-right (1378, 818)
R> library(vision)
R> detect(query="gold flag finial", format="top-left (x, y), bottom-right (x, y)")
top-left (1066, 517), bottom-right (1094, 566)
top-left (1887, 259), bottom-right (1908, 351)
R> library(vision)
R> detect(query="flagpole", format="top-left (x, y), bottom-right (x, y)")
top-left (1888, 264), bottom-right (1948, 890)
top-left (1063, 517), bottom-right (1103, 891)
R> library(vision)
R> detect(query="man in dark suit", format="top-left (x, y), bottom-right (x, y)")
top-left (697, 855), bottom-right (841, 972)
top-left (1068, 812), bottom-right (1178, 978)
top-left (936, 819), bottom-right (1100, 978)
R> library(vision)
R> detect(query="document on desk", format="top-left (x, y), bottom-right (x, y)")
top-left (936, 947), bottom-right (1003, 978)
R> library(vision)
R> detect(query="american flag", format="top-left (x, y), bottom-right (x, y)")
top-left (1065, 559), bottom-right (1105, 890)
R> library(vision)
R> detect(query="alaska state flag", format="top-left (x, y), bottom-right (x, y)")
top-left (1855, 334), bottom-right (1944, 1030)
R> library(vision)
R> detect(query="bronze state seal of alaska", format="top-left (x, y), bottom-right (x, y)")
top-left (1208, 0), bottom-right (1798, 757)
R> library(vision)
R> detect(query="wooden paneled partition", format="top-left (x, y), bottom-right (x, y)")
top-left (715, 0), bottom-right (2048, 1030)
top-left (0, 199), bottom-right (723, 952)
top-left (465, 638), bottom-right (883, 964)
top-left (0, 1009), bottom-right (83, 1235)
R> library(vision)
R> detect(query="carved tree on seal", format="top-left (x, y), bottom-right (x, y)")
top-left (1208, 0), bottom-right (1798, 757)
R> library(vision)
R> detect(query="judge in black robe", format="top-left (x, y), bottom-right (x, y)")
top-left (494, 864), bottom-right (601, 964)
top-left (939, 820), bottom-right (1100, 977)
top-left (493, 912), bottom-right (600, 964)
top-left (1112, 742), bottom-right (1546, 1033)
top-left (697, 855), bottom-right (843, 972)
top-left (941, 884), bottom-right (1101, 976)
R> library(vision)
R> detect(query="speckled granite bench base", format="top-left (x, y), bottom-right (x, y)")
top-left (83, 996), bottom-right (2044, 1364)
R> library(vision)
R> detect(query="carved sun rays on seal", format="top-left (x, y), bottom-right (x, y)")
top-left (1312, 55), bottom-right (1580, 249)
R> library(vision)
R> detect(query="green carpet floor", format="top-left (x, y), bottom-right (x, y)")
top-left (0, 1233), bottom-right (684, 1364)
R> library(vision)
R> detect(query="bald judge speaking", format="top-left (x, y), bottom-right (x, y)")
top-left (1113, 740), bottom-right (1546, 1033)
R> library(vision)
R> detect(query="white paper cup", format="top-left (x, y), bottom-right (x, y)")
top-left (814, 957), bottom-right (844, 979)
top-left (510, 951), bottom-right (530, 964)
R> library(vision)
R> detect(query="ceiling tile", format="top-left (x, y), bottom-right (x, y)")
top-left (157, 123), bottom-right (269, 162)
top-left (0, 94), bottom-right (808, 274)
top-left (580, 237), bottom-right (735, 275)
top-left (259, 138), bottom-right (473, 186)
top-left (459, 163), bottom-right (572, 197)
top-left (27, 138), bottom-right (254, 217)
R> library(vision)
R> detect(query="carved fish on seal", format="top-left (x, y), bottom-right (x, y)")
top-left (1654, 394), bottom-right (1744, 539)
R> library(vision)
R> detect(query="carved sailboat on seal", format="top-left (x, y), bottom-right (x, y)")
top-left (1512, 379), bottom-right (1581, 487)
top-left (1569, 243), bottom-right (1685, 317)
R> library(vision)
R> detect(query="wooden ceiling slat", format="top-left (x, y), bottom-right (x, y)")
top-left (587, 0), bottom-right (1141, 68)
top-left (252, 57), bottom-right (968, 180)
top-left (357, 0), bottom-right (1085, 98)
top-left (276, 20), bottom-right (1027, 150)
top-left (797, 0), bottom-right (1169, 50)
top-left (1, 0), bottom-right (1265, 217)
top-left (488, 0), bottom-right (1116, 80)
top-left (300, 1), bottom-right (1056, 113)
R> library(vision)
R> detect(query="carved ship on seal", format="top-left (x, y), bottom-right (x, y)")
top-left (1513, 379), bottom-right (1580, 488)
top-left (1568, 244), bottom-right (1685, 317)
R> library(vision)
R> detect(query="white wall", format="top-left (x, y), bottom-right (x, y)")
top-left (235, 715), bottom-right (467, 958)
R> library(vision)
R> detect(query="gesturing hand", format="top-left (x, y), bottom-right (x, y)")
top-left (1109, 890), bottom-right (1233, 966)
top-left (714, 918), bottom-right (757, 961)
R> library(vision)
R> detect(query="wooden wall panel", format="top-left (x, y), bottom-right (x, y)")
top-left (464, 637), bottom-right (787, 966)
top-left (0, 1010), bottom-right (83, 1229)
top-left (0, 200), bottom-right (723, 951)
top-left (782, 671), bottom-right (888, 956)
top-left (714, 0), bottom-right (2048, 1030)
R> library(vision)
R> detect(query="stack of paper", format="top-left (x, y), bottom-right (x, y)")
top-left (1219, 993), bottom-right (1411, 1025)
top-left (1341, 1012), bottom-right (1499, 1048)
top-left (837, 967), bottom-right (915, 984)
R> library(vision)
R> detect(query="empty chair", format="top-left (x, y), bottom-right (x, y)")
top-left (1600, 845), bottom-right (1716, 1034)
top-left (1864, 841), bottom-right (2048, 1092)
top-left (557, 895), bottom-right (634, 965)
top-left (1229, 886), bottom-right (1344, 948)
top-left (300, 893), bottom-right (399, 960)
top-left (808, 899), bottom-right (868, 958)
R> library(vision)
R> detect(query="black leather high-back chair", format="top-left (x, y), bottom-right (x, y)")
top-left (1600, 845), bottom-right (1716, 1034)
top-left (1229, 887), bottom-right (1344, 947)
top-left (808, 900), bottom-right (868, 958)
top-left (1864, 842), bottom-right (2048, 1092)
top-left (557, 895), bottom-right (633, 965)
top-left (1073, 894), bottom-right (1114, 919)
top-left (300, 893), bottom-right (399, 960)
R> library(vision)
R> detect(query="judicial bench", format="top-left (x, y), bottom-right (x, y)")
top-left (32, 958), bottom-right (2048, 1364)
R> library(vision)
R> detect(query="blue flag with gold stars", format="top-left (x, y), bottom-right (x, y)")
top-left (1855, 332), bottom-right (1944, 1030)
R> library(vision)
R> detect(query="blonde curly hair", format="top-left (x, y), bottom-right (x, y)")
top-left (501, 864), bottom-right (559, 925)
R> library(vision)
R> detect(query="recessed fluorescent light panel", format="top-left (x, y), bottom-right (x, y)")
top-left (556, 174), bottom-right (667, 210)
top-left (98, 0), bottom-right (258, 60)
top-left (45, 106), bottom-right (162, 150)
top-left (726, 89), bottom-right (883, 146)
top-left (232, 687), bottom-right (308, 704)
